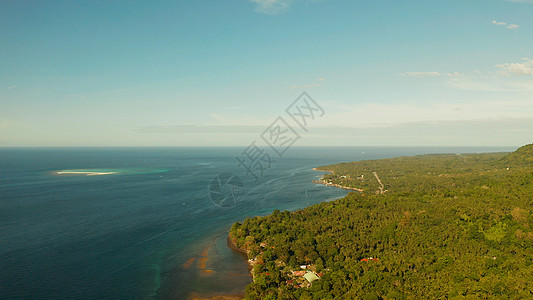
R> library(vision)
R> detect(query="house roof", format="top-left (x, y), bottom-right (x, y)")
top-left (303, 272), bottom-right (320, 283)
top-left (293, 270), bottom-right (306, 276)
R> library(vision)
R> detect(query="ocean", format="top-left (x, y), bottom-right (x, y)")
top-left (0, 146), bottom-right (515, 299)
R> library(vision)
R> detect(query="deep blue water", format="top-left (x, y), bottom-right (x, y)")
top-left (0, 146), bottom-right (515, 299)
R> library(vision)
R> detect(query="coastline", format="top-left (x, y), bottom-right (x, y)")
top-left (312, 167), bottom-right (364, 192)
top-left (217, 167), bottom-right (362, 298)
top-left (226, 235), bottom-right (253, 280)
top-left (186, 237), bottom-right (250, 300)
top-left (189, 293), bottom-right (244, 300)
top-left (227, 236), bottom-right (249, 259)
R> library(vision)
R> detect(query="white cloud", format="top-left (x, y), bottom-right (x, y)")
top-left (8, 85), bottom-right (16, 90)
top-left (498, 63), bottom-right (532, 75)
top-left (311, 99), bottom-right (533, 131)
top-left (497, 58), bottom-right (533, 76)
top-left (290, 83), bottom-right (321, 89)
top-left (447, 73), bottom-right (533, 92)
top-left (447, 72), bottom-right (463, 77)
top-left (210, 113), bottom-right (271, 126)
top-left (251, 0), bottom-right (293, 14)
top-left (448, 77), bottom-right (533, 92)
top-left (301, 118), bottom-right (533, 147)
top-left (492, 20), bottom-right (520, 29)
top-left (401, 72), bottom-right (441, 78)
top-left (400, 59), bottom-right (533, 92)
top-left (194, 98), bottom-right (533, 133)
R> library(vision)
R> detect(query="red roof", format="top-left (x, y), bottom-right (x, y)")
top-left (360, 257), bottom-right (379, 262)
top-left (293, 271), bottom-right (306, 276)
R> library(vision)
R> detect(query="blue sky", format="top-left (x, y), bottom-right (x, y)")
top-left (1, 0), bottom-right (532, 146)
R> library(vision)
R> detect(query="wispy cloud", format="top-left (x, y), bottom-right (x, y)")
top-left (492, 20), bottom-right (520, 29)
top-left (134, 124), bottom-right (265, 134)
top-left (0, 119), bottom-right (13, 130)
top-left (316, 99), bottom-right (533, 129)
top-left (290, 83), bottom-right (321, 88)
top-left (447, 72), bottom-right (463, 77)
top-left (401, 58), bottom-right (533, 92)
top-left (401, 71), bottom-right (441, 78)
top-left (290, 77), bottom-right (325, 89)
top-left (497, 58), bottom-right (533, 76)
top-left (303, 118), bottom-right (533, 147)
top-left (153, 99), bottom-right (533, 133)
top-left (447, 75), bottom-right (528, 92)
top-left (8, 85), bottom-right (16, 90)
top-left (250, 0), bottom-right (325, 14)
top-left (251, 0), bottom-right (293, 15)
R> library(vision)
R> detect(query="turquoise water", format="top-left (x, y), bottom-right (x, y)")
top-left (0, 146), bottom-right (515, 299)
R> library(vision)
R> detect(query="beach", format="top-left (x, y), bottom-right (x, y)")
top-left (55, 171), bottom-right (118, 176)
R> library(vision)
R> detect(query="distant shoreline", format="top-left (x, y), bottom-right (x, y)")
top-left (312, 168), bottom-right (364, 192)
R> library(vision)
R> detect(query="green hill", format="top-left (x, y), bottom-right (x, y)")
top-left (503, 143), bottom-right (533, 165)
top-left (230, 145), bottom-right (533, 299)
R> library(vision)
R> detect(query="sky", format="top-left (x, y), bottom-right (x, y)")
top-left (1, 0), bottom-right (532, 147)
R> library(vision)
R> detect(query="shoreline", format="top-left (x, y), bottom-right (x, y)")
top-left (226, 235), bottom-right (253, 280)
top-left (208, 167), bottom-right (359, 298)
top-left (186, 237), bottom-right (250, 300)
top-left (312, 168), bottom-right (364, 192)
top-left (188, 293), bottom-right (244, 300)
top-left (226, 236), bottom-right (249, 260)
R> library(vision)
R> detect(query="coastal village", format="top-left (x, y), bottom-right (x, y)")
top-left (248, 242), bottom-right (324, 289)
top-left (229, 168), bottom-right (390, 291)
top-left (312, 167), bottom-right (363, 192)
top-left (312, 168), bottom-right (388, 194)
top-left (244, 241), bottom-right (379, 290)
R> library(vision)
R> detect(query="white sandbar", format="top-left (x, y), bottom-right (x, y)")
top-left (55, 171), bottom-right (118, 176)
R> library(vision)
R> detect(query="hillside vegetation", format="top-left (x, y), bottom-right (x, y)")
top-left (230, 145), bottom-right (533, 299)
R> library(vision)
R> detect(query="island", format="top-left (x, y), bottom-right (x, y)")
top-left (55, 170), bottom-right (119, 176)
top-left (229, 144), bottom-right (533, 299)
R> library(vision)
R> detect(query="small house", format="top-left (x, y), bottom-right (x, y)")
top-left (303, 272), bottom-right (320, 283)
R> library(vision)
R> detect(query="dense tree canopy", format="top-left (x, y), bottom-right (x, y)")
top-left (230, 145), bottom-right (533, 299)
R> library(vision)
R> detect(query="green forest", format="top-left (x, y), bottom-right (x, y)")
top-left (229, 144), bottom-right (533, 299)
